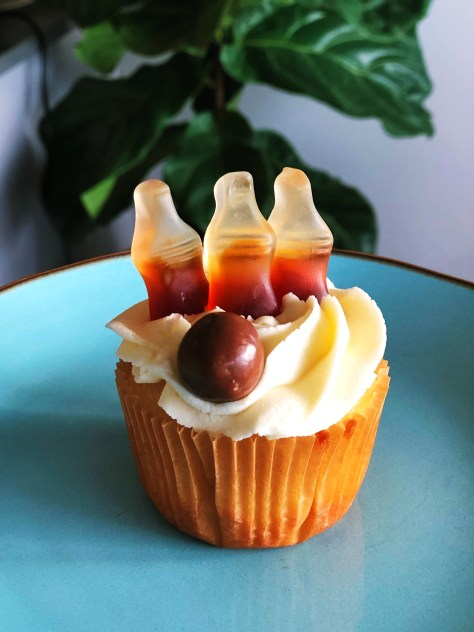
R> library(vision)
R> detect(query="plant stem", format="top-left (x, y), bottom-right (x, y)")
top-left (213, 44), bottom-right (225, 124)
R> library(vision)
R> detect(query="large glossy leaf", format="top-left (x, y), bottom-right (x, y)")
top-left (114, 1), bottom-right (229, 56)
top-left (40, 54), bottom-right (203, 239)
top-left (164, 111), bottom-right (375, 251)
top-left (237, 1), bottom-right (432, 34)
top-left (357, 0), bottom-right (432, 34)
top-left (163, 112), bottom-right (269, 234)
top-left (221, 4), bottom-right (433, 136)
top-left (40, 1), bottom-right (229, 57)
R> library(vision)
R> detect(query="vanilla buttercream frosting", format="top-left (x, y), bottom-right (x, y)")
top-left (107, 286), bottom-right (386, 441)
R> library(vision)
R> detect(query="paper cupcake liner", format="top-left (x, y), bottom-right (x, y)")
top-left (115, 360), bottom-right (390, 548)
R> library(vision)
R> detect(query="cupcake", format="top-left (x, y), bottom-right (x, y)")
top-left (107, 169), bottom-right (390, 548)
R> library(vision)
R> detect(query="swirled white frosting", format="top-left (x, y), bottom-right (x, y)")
top-left (107, 287), bottom-right (386, 440)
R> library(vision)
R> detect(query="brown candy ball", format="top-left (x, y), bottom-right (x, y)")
top-left (177, 312), bottom-right (265, 403)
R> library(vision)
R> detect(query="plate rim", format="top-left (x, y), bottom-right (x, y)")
top-left (1, 249), bottom-right (473, 296)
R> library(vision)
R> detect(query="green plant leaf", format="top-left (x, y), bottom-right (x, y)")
top-left (221, 4), bottom-right (433, 136)
top-left (114, 1), bottom-right (229, 56)
top-left (40, 1), bottom-right (230, 55)
top-left (80, 173), bottom-right (117, 220)
top-left (82, 124), bottom-right (187, 228)
top-left (75, 21), bottom-right (124, 73)
top-left (357, 0), bottom-right (432, 34)
top-left (37, 0), bottom-right (119, 27)
top-left (163, 111), bottom-right (270, 234)
top-left (236, 1), bottom-right (432, 34)
top-left (164, 110), bottom-right (376, 251)
top-left (254, 129), bottom-right (377, 251)
top-left (40, 54), bottom-right (204, 240)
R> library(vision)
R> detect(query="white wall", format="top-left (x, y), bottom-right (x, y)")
top-left (0, 0), bottom-right (473, 286)
top-left (0, 56), bottom-right (64, 283)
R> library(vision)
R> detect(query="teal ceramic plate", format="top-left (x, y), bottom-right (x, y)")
top-left (1, 253), bottom-right (473, 632)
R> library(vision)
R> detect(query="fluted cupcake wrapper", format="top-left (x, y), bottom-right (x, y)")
top-left (115, 360), bottom-right (390, 548)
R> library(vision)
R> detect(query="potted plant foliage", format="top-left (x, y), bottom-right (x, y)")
top-left (38, 0), bottom-right (434, 251)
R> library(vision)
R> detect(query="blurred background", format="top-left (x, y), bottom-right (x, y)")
top-left (0, 0), bottom-right (473, 287)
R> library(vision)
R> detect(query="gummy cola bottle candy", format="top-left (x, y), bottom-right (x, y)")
top-left (132, 180), bottom-right (209, 320)
top-left (268, 168), bottom-right (333, 304)
top-left (204, 172), bottom-right (278, 318)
